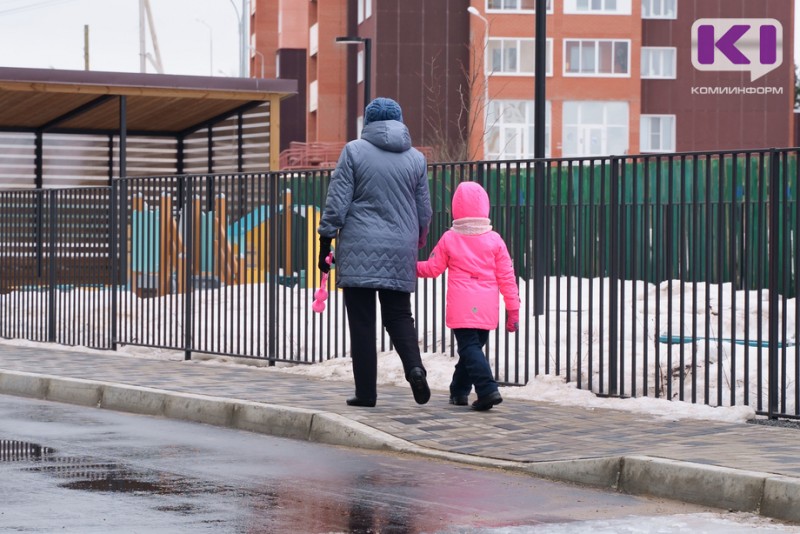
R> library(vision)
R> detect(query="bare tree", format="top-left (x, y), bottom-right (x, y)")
top-left (422, 42), bottom-right (507, 163)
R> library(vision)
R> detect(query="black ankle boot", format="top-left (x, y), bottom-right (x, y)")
top-left (346, 396), bottom-right (376, 407)
top-left (408, 367), bottom-right (430, 405)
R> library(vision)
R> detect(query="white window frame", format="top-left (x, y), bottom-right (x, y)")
top-left (563, 39), bottom-right (631, 77)
top-left (641, 47), bottom-right (676, 79)
top-left (642, 0), bottom-right (677, 19)
top-left (640, 114), bottom-right (675, 153)
top-left (487, 38), bottom-right (553, 76)
top-left (357, 50), bottom-right (365, 83)
top-left (562, 101), bottom-right (629, 157)
top-left (564, 0), bottom-right (632, 15)
top-left (485, 100), bottom-right (551, 160)
top-left (357, 0), bottom-right (365, 23)
top-left (365, 0), bottom-right (372, 19)
top-left (485, 0), bottom-right (553, 13)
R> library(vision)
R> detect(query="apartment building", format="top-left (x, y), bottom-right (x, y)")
top-left (641, 0), bottom-right (794, 153)
top-left (252, 0), bottom-right (794, 163)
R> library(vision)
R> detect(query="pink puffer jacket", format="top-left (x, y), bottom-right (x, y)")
top-left (417, 181), bottom-right (520, 330)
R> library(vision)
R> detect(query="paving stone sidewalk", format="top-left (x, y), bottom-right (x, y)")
top-left (0, 342), bottom-right (797, 480)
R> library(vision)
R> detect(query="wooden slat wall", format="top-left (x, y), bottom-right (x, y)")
top-left (0, 102), bottom-right (272, 188)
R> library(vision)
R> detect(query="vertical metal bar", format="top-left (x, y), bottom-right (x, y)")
top-left (744, 152), bottom-right (752, 407)
top-left (768, 148), bottom-right (780, 418)
top-left (757, 152), bottom-right (767, 411)
top-left (268, 172), bottom-right (278, 363)
top-left (608, 157), bottom-right (619, 396)
top-left (642, 155), bottom-right (650, 397)
top-left (237, 111), bottom-right (244, 173)
top-left (183, 177), bottom-right (194, 360)
top-left (566, 160), bottom-right (574, 384)
top-left (666, 155), bottom-right (675, 400)
top-left (35, 131), bottom-right (43, 278)
top-left (704, 154), bottom-right (712, 405)
top-left (730, 153), bottom-right (739, 406)
top-left (555, 161), bottom-right (562, 376)
top-left (780, 150), bottom-right (789, 415)
top-left (119, 97), bottom-right (127, 179)
top-left (576, 160), bottom-right (583, 389)
top-left (47, 191), bottom-right (56, 343)
top-left (678, 155), bottom-right (687, 401)
top-left (588, 160), bottom-right (596, 391)
top-left (716, 154), bottom-right (725, 407)
top-left (691, 154), bottom-right (699, 404)
top-left (794, 148), bottom-right (800, 415)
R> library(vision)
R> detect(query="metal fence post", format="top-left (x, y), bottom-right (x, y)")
top-left (47, 190), bottom-right (57, 343)
top-left (267, 172), bottom-right (278, 365)
top-left (183, 176), bottom-right (193, 361)
top-left (608, 157), bottom-right (620, 396)
top-left (110, 180), bottom-right (118, 350)
top-left (768, 149), bottom-right (780, 418)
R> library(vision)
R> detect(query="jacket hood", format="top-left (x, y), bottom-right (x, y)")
top-left (361, 120), bottom-right (412, 153)
top-left (452, 181), bottom-right (490, 220)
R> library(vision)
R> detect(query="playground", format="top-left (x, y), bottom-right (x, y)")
top-left (128, 186), bottom-right (334, 298)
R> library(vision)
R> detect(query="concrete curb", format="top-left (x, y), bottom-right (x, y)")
top-left (1, 369), bottom-right (799, 523)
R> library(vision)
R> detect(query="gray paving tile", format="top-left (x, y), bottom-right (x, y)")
top-left (1, 343), bottom-right (799, 482)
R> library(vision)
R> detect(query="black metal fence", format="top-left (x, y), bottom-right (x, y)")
top-left (0, 148), bottom-right (797, 418)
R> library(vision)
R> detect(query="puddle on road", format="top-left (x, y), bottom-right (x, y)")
top-left (1, 438), bottom-right (424, 530)
top-left (2, 438), bottom-right (195, 495)
top-left (0, 439), bottom-right (55, 461)
top-left (62, 476), bottom-right (190, 494)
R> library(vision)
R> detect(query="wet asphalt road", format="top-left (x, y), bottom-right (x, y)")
top-left (0, 394), bottom-right (784, 533)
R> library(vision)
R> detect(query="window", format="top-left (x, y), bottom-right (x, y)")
top-left (486, 0), bottom-right (552, 12)
top-left (564, 39), bottom-right (630, 76)
top-left (357, 50), bottom-right (364, 83)
top-left (488, 38), bottom-right (552, 76)
top-left (564, 0), bottom-right (631, 14)
top-left (309, 80), bottom-right (318, 112)
top-left (640, 115), bottom-right (675, 152)
top-left (642, 0), bottom-right (676, 19)
top-left (486, 100), bottom-right (551, 160)
top-left (562, 101), bottom-right (629, 157)
top-left (358, 0), bottom-right (372, 22)
top-left (641, 47), bottom-right (676, 79)
top-left (309, 23), bottom-right (318, 56)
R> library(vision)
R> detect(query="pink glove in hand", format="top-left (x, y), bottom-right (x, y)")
top-left (506, 309), bottom-right (520, 333)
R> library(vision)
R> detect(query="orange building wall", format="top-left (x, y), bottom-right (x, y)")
top-left (307, 0), bottom-right (349, 144)
top-left (251, 0), bottom-right (279, 78)
top-left (467, 1), bottom-right (642, 159)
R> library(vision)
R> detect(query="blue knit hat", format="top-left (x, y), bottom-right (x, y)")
top-left (364, 97), bottom-right (403, 126)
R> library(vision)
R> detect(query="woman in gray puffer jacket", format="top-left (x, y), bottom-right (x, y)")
top-left (317, 97), bottom-right (432, 408)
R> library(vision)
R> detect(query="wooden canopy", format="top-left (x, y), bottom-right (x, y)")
top-left (0, 67), bottom-right (297, 181)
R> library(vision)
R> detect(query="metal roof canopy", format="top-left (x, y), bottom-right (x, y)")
top-left (0, 66), bottom-right (297, 184)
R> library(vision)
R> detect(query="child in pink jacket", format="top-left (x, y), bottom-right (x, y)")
top-left (417, 181), bottom-right (520, 411)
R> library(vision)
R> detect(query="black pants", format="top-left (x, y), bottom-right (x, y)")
top-left (343, 287), bottom-right (424, 400)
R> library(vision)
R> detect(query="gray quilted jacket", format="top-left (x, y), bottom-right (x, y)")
top-left (318, 120), bottom-right (432, 292)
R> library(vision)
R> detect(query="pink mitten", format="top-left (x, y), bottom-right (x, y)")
top-left (506, 309), bottom-right (520, 333)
